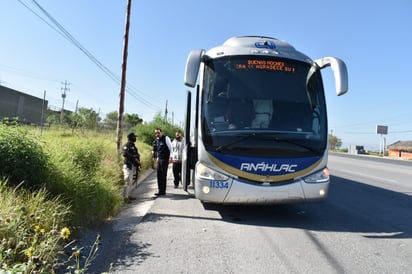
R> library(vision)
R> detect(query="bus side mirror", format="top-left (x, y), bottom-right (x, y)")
top-left (184, 49), bottom-right (205, 87)
top-left (315, 57), bottom-right (348, 96)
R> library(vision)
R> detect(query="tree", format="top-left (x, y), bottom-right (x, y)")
top-left (132, 112), bottom-right (182, 145)
top-left (103, 111), bottom-right (118, 130)
top-left (65, 108), bottom-right (100, 130)
top-left (102, 112), bottom-right (143, 130)
top-left (329, 134), bottom-right (342, 150)
top-left (124, 113), bottom-right (143, 128)
top-left (46, 109), bottom-right (58, 126)
top-left (78, 108), bottom-right (100, 130)
top-left (66, 112), bottom-right (83, 130)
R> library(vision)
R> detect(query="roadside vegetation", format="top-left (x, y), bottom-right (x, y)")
top-left (0, 113), bottom-right (181, 273)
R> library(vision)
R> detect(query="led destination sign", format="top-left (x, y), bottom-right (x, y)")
top-left (235, 60), bottom-right (296, 72)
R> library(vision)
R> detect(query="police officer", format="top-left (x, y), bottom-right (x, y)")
top-left (122, 132), bottom-right (141, 203)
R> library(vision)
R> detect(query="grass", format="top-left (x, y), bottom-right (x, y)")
top-left (0, 124), bottom-right (152, 273)
top-left (0, 182), bottom-right (72, 272)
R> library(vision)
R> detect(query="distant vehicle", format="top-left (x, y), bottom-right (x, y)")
top-left (182, 36), bottom-right (348, 204)
top-left (356, 146), bottom-right (366, 154)
top-left (349, 145), bottom-right (366, 155)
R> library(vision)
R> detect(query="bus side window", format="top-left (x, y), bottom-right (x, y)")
top-left (312, 107), bottom-right (321, 134)
top-left (206, 92), bottom-right (229, 131)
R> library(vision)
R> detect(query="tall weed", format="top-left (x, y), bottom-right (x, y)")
top-left (42, 130), bottom-right (125, 226)
top-left (0, 125), bottom-right (153, 271)
top-left (0, 124), bottom-right (51, 189)
top-left (0, 181), bottom-right (72, 273)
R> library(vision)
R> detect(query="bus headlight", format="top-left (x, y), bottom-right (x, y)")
top-left (196, 162), bottom-right (229, 181)
top-left (304, 168), bottom-right (329, 184)
top-left (202, 185), bottom-right (210, 194)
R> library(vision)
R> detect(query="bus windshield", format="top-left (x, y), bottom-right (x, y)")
top-left (201, 55), bottom-right (327, 156)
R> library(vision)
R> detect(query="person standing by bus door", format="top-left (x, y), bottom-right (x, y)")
top-left (122, 133), bottom-right (141, 203)
top-left (170, 130), bottom-right (184, 188)
top-left (154, 128), bottom-right (172, 196)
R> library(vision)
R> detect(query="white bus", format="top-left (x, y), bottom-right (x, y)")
top-left (182, 36), bottom-right (348, 204)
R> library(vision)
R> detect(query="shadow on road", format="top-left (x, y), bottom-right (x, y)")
top-left (196, 175), bottom-right (412, 239)
top-left (135, 175), bottom-right (412, 240)
top-left (81, 173), bottom-right (412, 273)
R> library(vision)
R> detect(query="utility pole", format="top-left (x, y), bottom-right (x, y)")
top-left (172, 111), bottom-right (174, 125)
top-left (40, 90), bottom-right (46, 136)
top-left (164, 100), bottom-right (168, 122)
top-left (60, 80), bottom-right (70, 123)
top-left (116, 0), bottom-right (132, 152)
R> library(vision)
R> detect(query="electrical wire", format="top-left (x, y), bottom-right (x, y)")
top-left (16, 0), bottom-right (161, 112)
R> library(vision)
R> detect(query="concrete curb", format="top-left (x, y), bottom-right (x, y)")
top-left (136, 167), bottom-right (155, 186)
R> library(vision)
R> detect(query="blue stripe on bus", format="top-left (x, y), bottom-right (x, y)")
top-left (207, 151), bottom-right (322, 182)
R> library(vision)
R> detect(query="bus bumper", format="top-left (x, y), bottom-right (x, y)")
top-left (195, 177), bottom-right (329, 204)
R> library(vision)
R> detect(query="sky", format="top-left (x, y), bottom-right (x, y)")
top-left (1, 0), bottom-right (411, 151)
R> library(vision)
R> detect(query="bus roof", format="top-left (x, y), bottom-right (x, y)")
top-left (205, 36), bottom-right (312, 63)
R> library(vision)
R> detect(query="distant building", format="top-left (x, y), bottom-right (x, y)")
top-left (0, 85), bottom-right (48, 125)
top-left (387, 141), bottom-right (412, 160)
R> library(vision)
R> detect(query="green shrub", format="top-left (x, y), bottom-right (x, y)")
top-left (42, 130), bottom-right (125, 226)
top-left (0, 124), bottom-right (51, 189)
top-left (0, 125), bottom-right (154, 271)
top-left (67, 141), bottom-right (103, 177)
top-left (133, 112), bottom-right (183, 145)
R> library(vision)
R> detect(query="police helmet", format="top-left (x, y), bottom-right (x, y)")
top-left (127, 132), bottom-right (137, 142)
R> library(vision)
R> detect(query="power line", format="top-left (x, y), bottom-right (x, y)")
top-left (16, 0), bottom-right (67, 39)
top-left (388, 129), bottom-right (412, 134)
top-left (17, 0), bottom-right (161, 112)
top-left (30, 0), bottom-right (121, 84)
top-left (332, 110), bottom-right (412, 130)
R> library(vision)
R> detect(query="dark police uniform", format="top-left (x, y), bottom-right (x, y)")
top-left (122, 133), bottom-right (140, 202)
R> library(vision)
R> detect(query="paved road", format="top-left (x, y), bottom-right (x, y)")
top-left (79, 156), bottom-right (412, 274)
top-left (78, 166), bottom-right (191, 273)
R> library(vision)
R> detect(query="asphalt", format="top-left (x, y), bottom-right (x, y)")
top-left (72, 165), bottom-right (192, 273)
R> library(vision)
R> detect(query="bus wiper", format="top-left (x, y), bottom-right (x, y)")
top-left (273, 137), bottom-right (320, 154)
top-left (215, 133), bottom-right (259, 152)
top-left (215, 132), bottom-right (280, 152)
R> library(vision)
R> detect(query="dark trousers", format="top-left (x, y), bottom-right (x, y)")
top-left (157, 158), bottom-right (169, 194)
top-left (172, 162), bottom-right (182, 186)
